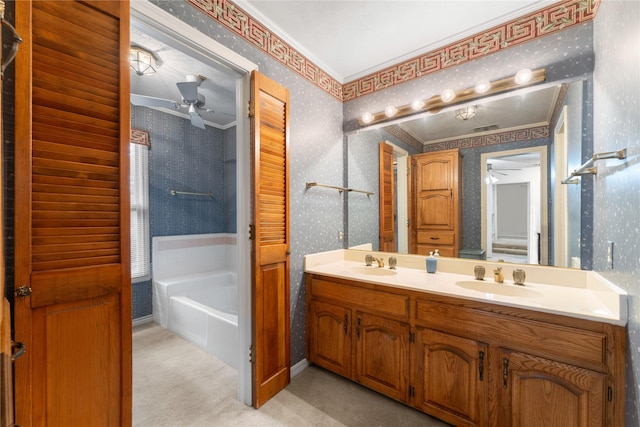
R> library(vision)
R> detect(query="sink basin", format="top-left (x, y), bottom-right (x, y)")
top-left (350, 266), bottom-right (397, 276)
top-left (455, 280), bottom-right (542, 298)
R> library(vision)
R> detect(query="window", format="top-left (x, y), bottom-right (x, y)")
top-left (130, 142), bottom-right (150, 281)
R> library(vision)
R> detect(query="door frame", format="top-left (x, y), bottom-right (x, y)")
top-left (481, 146), bottom-right (548, 264)
top-left (553, 106), bottom-right (569, 267)
top-left (384, 141), bottom-right (409, 254)
top-left (130, 1), bottom-right (257, 405)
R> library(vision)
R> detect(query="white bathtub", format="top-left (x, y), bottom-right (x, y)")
top-left (152, 234), bottom-right (238, 369)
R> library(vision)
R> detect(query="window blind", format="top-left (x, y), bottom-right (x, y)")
top-left (130, 143), bottom-right (150, 280)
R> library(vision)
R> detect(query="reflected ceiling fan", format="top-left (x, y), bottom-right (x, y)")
top-left (130, 74), bottom-right (213, 129)
top-left (486, 163), bottom-right (517, 176)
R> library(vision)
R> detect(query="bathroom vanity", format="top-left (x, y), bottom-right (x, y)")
top-left (304, 250), bottom-right (627, 427)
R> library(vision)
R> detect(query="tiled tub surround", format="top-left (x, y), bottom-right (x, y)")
top-left (305, 249), bottom-right (627, 326)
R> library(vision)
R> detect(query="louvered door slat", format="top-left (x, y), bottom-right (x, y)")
top-left (34, 140), bottom-right (120, 160)
top-left (33, 45), bottom-right (118, 88)
top-left (34, 123), bottom-right (120, 149)
top-left (33, 227), bottom-right (120, 237)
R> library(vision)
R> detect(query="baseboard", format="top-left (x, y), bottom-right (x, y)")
top-left (132, 315), bottom-right (154, 327)
top-left (290, 358), bottom-right (309, 379)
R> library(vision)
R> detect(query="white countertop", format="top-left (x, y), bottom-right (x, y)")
top-left (304, 249), bottom-right (627, 326)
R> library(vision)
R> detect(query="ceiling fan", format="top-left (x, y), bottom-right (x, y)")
top-left (486, 163), bottom-right (519, 176)
top-left (130, 74), bottom-right (211, 129)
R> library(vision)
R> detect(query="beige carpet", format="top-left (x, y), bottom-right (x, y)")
top-left (133, 322), bottom-right (450, 427)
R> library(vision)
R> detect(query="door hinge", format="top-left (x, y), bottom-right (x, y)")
top-left (15, 286), bottom-right (32, 298)
top-left (248, 224), bottom-right (255, 240)
top-left (249, 345), bottom-right (253, 363)
top-left (608, 386), bottom-right (613, 402)
top-left (409, 332), bottom-right (415, 343)
top-left (408, 385), bottom-right (415, 398)
top-left (248, 100), bottom-right (255, 118)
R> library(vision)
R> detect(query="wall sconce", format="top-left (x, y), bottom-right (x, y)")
top-left (130, 46), bottom-right (158, 76)
top-left (358, 68), bottom-right (546, 126)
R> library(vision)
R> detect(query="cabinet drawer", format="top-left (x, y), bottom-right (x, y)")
top-left (416, 245), bottom-right (454, 257)
top-left (416, 299), bottom-right (606, 370)
top-left (310, 277), bottom-right (408, 318)
top-left (417, 231), bottom-right (455, 245)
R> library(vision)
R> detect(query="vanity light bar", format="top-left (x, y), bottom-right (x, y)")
top-left (358, 68), bottom-right (546, 126)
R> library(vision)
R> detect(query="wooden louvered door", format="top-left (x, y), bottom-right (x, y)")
top-left (13, 1), bottom-right (131, 426)
top-left (250, 71), bottom-right (290, 408)
top-left (379, 142), bottom-right (395, 252)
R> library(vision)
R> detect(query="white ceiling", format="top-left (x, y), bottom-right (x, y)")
top-left (130, 0), bottom-right (560, 139)
top-left (238, 0), bottom-right (554, 82)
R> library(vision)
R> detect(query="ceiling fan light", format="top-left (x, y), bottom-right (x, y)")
top-left (485, 172), bottom-right (498, 184)
top-left (475, 80), bottom-right (491, 94)
top-left (440, 88), bottom-right (456, 103)
top-left (130, 46), bottom-right (157, 76)
top-left (515, 68), bottom-right (533, 85)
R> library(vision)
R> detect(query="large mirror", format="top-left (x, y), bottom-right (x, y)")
top-left (345, 78), bottom-right (591, 268)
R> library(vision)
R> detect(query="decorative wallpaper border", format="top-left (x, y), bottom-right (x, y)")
top-left (188, 0), bottom-right (342, 99)
top-left (382, 124), bottom-right (423, 153)
top-left (131, 128), bottom-right (150, 146)
top-left (342, 0), bottom-right (600, 101)
top-left (423, 125), bottom-right (550, 152)
top-left (189, 0), bottom-right (599, 102)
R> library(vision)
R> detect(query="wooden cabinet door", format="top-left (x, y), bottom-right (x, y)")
top-left (308, 301), bottom-right (352, 378)
top-left (14, 1), bottom-right (131, 425)
top-left (500, 349), bottom-right (606, 427)
top-left (413, 151), bottom-right (457, 230)
top-left (250, 71), bottom-right (290, 408)
top-left (411, 150), bottom-right (461, 256)
top-left (355, 311), bottom-right (408, 402)
top-left (414, 328), bottom-right (488, 427)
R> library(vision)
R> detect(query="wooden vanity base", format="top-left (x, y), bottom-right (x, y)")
top-left (306, 273), bottom-right (626, 427)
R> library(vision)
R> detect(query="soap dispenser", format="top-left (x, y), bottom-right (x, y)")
top-left (426, 252), bottom-right (437, 274)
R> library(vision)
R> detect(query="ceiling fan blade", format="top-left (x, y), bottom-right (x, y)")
top-left (177, 81), bottom-right (199, 104)
top-left (131, 93), bottom-right (180, 110)
top-left (188, 104), bottom-right (206, 129)
top-left (190, 112), bottom-right (206, 129)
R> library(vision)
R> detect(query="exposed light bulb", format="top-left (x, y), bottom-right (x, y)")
top-left (515, 68), bottom-right (533, 85)
top-left (440, 88), bottom-right (456, 103)
top-left (475, 80), bottom-right (491, 94)
top-left (361, 112), bottom-right (374, 124)
top-left (384, 105), bottom-right (398, 117)
top-left (411, 99), bottom-right (425, 111)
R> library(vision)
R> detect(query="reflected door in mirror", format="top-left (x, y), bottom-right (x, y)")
top-left (379, 142), bottom-right (395, 252)
top-left (410, 149), bottom-right (462, 257)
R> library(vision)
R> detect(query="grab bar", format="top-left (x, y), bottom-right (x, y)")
top-left (170, 190), bottom-right (213, 198)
